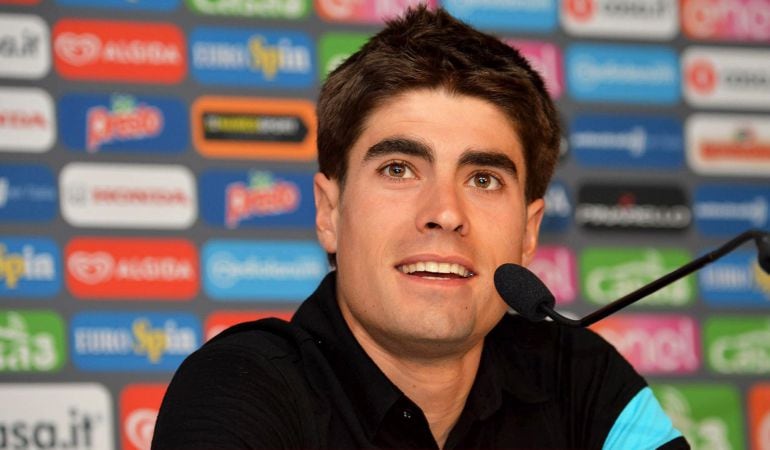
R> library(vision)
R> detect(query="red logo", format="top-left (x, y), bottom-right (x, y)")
top-left (687, 59), bottom-right (718, 94)
top-left (205, 310), bottom-right (294, 340)
top-left (53, 19), bottom-right (186, 84)
top-left (65, 237), bottom-right (198, 300)
top-left (225, 172), bottom-right (301, 229)
top-left (750, 383), bottom-right (770, 450)
top-left (87, 97), bottom-right (163, 152)
top-left (565, 0), bottom-right (595, 21)
top-left (120, 384), bottom-right (167, 450)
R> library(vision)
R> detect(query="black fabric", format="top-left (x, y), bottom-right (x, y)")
top-left (152, 272), bottom-right (687, 449)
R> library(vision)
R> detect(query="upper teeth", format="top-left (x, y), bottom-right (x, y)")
top-left (398, 262), bottom-right (473, 277)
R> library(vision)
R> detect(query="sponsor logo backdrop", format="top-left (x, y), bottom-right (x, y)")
top-left (1, 0), bottom-right (768, 448)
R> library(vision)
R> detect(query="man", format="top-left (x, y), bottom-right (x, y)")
top-left (153, 6), bottom-right (689, 449)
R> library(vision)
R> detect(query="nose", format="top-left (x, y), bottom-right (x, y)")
top-left (416, 182), bottom-right (469, 235)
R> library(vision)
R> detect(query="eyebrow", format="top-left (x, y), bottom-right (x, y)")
top-left (362, 137), bottom-right (518, 177)
top-left (362, 137), bottom-right (435, 164)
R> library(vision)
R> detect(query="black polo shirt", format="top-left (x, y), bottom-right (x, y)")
top-left (153, 272), bottom-right (689, 449)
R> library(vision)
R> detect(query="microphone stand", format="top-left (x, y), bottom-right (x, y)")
top-left (541, 229), bottom-right (770, 328)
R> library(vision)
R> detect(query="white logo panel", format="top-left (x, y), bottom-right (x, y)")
top-left (561, 0), bottom-right (678, 39)
top-left (0, 383), bottom-right (114, 450)
top-left (687, 114), bottom-right (770, 176)
top-left (0, 87), bottom-right (55, 153)
top-left (60, 163), bottom-right (197, 229)
top-left (0, 14), bottom-right (50, 79)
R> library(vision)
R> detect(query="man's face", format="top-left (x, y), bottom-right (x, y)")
top-left (314, 89), bottom-right (545, 357)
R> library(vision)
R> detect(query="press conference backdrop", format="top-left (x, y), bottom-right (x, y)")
top-left (1, 0), bottom-right (769, 448)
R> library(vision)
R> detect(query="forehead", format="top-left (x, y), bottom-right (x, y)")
top-left (350, 88), bottom-right (525, 167)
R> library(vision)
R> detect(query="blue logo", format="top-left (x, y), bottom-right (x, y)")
top-left (58, 93), bottom-right (188, 154)
top-left (190, 27), bottom-right (314, 88)
top-left (442, 0), bottom-right (556, 32)
top-left (199, 169), bottom-right (315, 229)
top-left (71, 311), bottom-right (201, 371)
top-left (566, 44), bottom-right (679, 104)
top-left (0, 165), bottom-right (57, 223)
top-left (694, 184), bottom-right (770, 236)
top-left (203, 240), bottom-right (328, 301)
top-left (570, 114), bottom-right (683, 169)
top-left (54, 0), bottom-right (180, 11)
top-left (0, 237), bottom-right (61, 298)
top-left (541, 180), bottom-right (572, 233)
top-left (699, 251), bottom-right (770, 307)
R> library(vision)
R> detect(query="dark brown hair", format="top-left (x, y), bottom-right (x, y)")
top-left (317, 5), bottom-right (561, 202)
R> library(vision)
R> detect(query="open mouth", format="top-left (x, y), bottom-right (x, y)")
top-left (396, 261), bottom-right (474, 280)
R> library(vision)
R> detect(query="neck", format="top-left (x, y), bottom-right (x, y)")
top-left (344, 319), bottom-right (483, 449)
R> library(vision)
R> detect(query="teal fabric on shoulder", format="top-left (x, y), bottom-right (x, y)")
top-left (603, 387), bottom-right (683, 450)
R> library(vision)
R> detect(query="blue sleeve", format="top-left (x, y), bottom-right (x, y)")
top-left (602, 387), bottom-right (683, 450)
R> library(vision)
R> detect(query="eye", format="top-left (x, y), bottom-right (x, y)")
top-left (468, 172), bottom-right (502, 190)
top-left (379, 161), bottom-right (416, 179)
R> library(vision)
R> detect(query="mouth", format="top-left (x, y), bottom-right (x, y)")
top-left (396, 261), bottom-right (475, 280)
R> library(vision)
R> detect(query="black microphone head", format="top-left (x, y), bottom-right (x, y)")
top-left (494, 263), bottom-right (556, 322)
top-left (757, 233), bottom-right (770, 274)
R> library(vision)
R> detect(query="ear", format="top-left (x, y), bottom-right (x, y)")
top-left (314, 172), bottom-right (340, 254)
top-left (521, 198), bottom-right (545, 267)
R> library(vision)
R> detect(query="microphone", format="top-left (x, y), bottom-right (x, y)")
top-left (495, 228), bottom-right (770, 328)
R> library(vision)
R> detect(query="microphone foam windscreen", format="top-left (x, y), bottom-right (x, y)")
top-left (494, 263), bottom-right (556, 322)
top-left (757, 234), bottom-right (770, 274)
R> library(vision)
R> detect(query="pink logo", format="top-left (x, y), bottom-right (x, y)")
top-left (316, 0), bottom-right (438, 23)
top-left (682, 0), bottom-right (770, 42)
top-left (225, 172), bottom-right (300, 229)
top-left (591, 314), bottom-right (701, 375)
top-left (505, 40), bottom-right (563, 99)
top-left (529, 246), bottom-right (576, 304)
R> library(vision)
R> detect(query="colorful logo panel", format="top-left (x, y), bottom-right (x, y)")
top-left (699, 250), bottom-right (770, 307)
top-left (55, 0), bottom-right (180, 10)
top-left (504, 39), bottom-right (563, 98)
top-left (0, 164), bottom-right (57, 223)
top-left (71, 312), bottom-right (201, 372)
top-left (561, 0), bottom-right (678, 39)
top-left (442, 0), bottom-right (556, 31)
top-left (0, 237), bottom-right (60, 298)
top-left (0, 383), bottom-right (114, 450)
top-left (203, 240), bottom-right (328, 301)
top-left (192, 97), bottom-right (316, 160)
top-left (190, 27), bottom-right (313, 88)
top-left (581, 247), bottom-right (695, 307)
top-left (58, 93), bottom-right (188, 155)
top-left (315, 0), bottom-right (438, 24)
top-left (652, 384), bottom-right (744, 449)
top-left (529, 246), bottom-right (577, 304)
top-left (186, 0), bottom-right (309, 18)
top-left (571, 114), bottom-right (683, 169)
top-left (683, 46), bottom-right (770, 110)
top-left (60, 163), bottom-right (197, 230)
top-left (53, 19), bottom-right (186, 84)
top-left (0, 87), bottom-right (55, 153)
top-left (682, 0), bottom-right (770, 42)
top-left (686, 113), bottom-right (770, 176)
top-left (541, 180), bottom-right (572, 233)
top-left (693, 184), bottom-right (769, 236)
top-left (199, 169), bottom-right (314, 229)
top-left (566, 43), bottom-right (679, 104)
top-left (591, 314), bottom-right (700, 374)
top-left (705, 316), bottom-right (770, 374)
top-left (0, 13), bottom-right (49, 79)
top-left (120, 384), bottom-right (167, 450)
top-left (0, 310), bottom-right (65, 373)
top-left (576, 183), bottom-right (691, 231)
top-left (205, 310), bottom-right (294, 340)
top-left (318, 32), bottom-right (368, 79)
top-left (749, 383), bottom-right (770, 450)
top-left (65, 237), bottom-right (198, 300)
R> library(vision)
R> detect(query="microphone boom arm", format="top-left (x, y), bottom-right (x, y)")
top-left (543, 229), bottom-right (770, 328)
